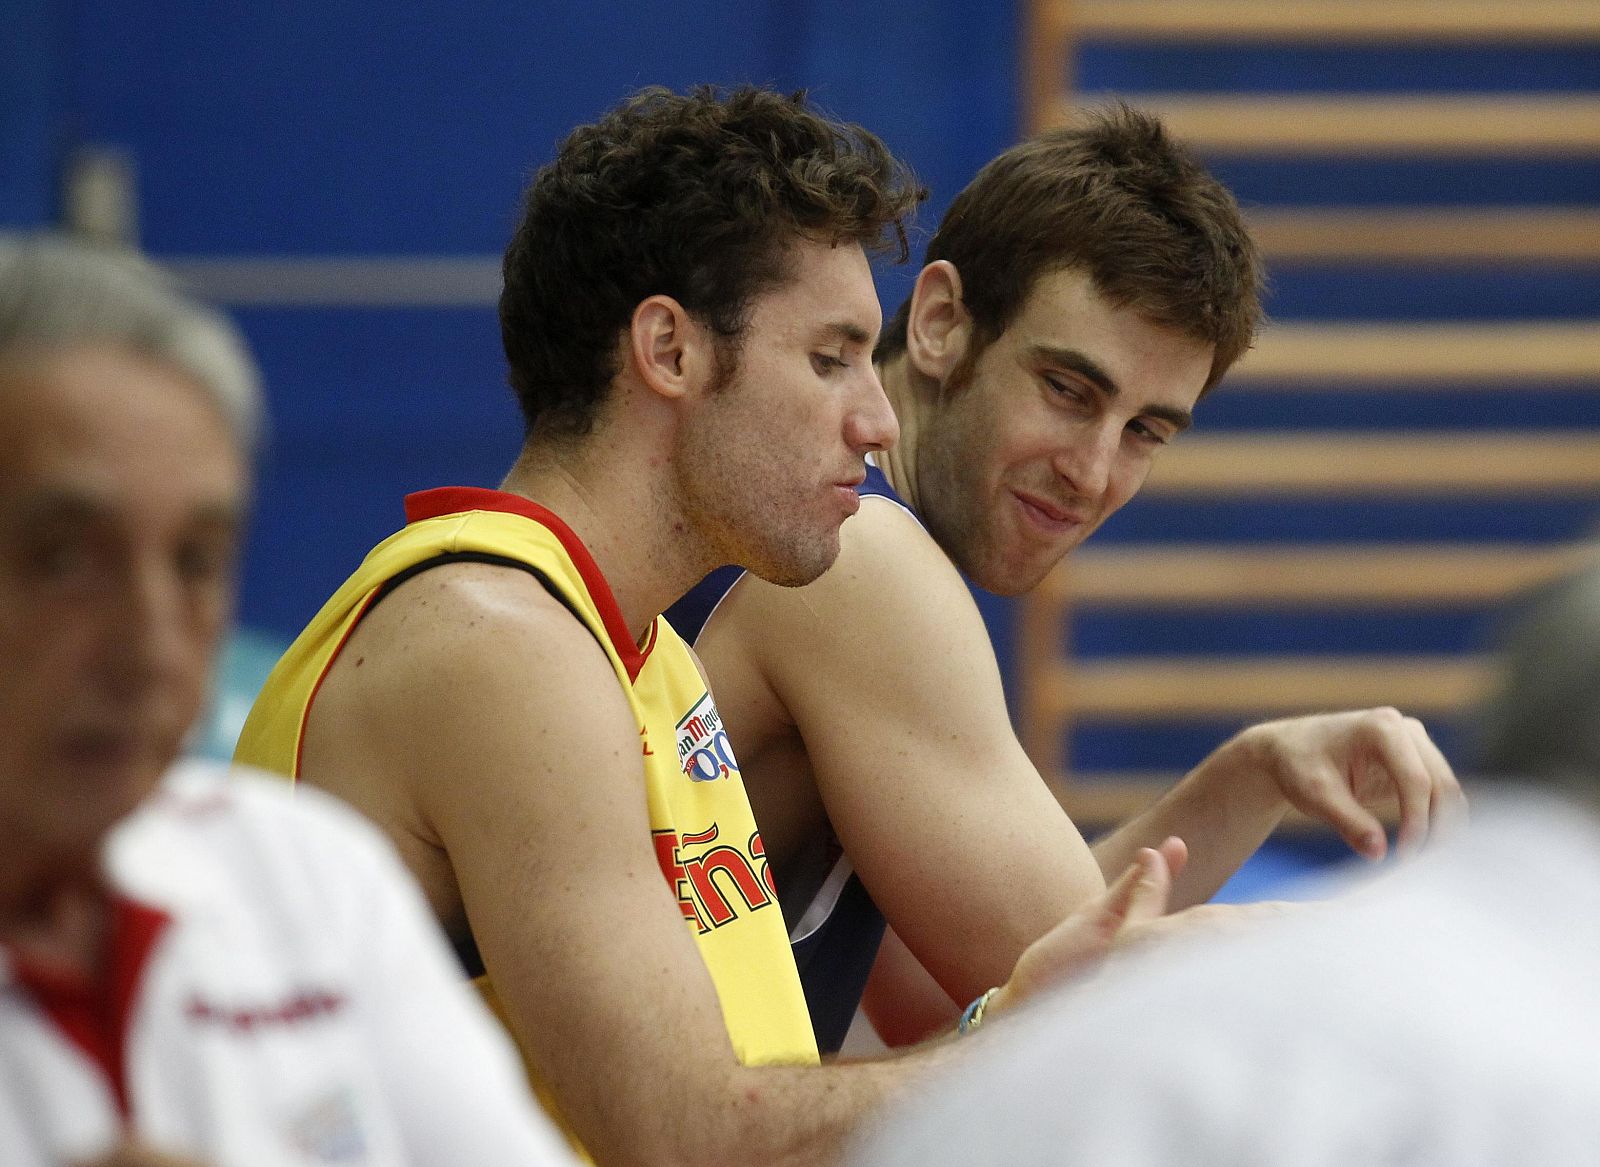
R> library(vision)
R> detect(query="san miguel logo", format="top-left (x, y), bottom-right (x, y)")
top-left (653, 823), bottom-right (777, 934)
top-left (676, 693), bottom-right (739, 783)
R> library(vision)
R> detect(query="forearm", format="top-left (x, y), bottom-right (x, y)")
top-left (721, 1049), bottom-right (960, 1167)
top-left (584, 1034), bottom-right (963, 1167)
top-left (1091, 729), bottom-right (1286, 909)
top-left (573, 839), bottom-right (1178, 1167)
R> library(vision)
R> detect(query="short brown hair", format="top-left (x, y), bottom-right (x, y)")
top-left (878, 103), bottom-right (1263, 392)
top-left (500, 85), bottom-right (924, 440)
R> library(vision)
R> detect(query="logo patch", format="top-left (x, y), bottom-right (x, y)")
top-left (654, 824), bottom-right (777, 932)
top-left (676, 693), bottom-right (739, 783)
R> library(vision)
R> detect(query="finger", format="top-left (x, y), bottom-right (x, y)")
top-left (1407, 717), bottom-right (1469, 839)
top-left (992, 855), bottom-right (1164, 1015)
top-left (1156, 835), bottom-right (1188, 883)
top-left (1435, 776), bottom-right (1470, 834)
top-left (1075, 848), bottom-right (1165, 947)
top-left (1365, 716), bottom-right (1436, 855)
top-left (1118, 847), bottom-right (1172, 932)
top-left (1296, 763), bottom-right (1388, 861)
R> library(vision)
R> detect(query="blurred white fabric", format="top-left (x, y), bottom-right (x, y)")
top-left (853, 792), bottom-right (1600, 1167)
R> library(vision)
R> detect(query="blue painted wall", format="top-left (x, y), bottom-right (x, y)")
top-left (12, 1), bottom-right (1022, 651)
top-left (0, 0), bottom-right (60, 228)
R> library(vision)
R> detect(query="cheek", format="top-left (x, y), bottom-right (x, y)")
top-left (180, 588), bottom-right (235, 679)
top-left (1106, 454), bottom-right (1156, 510)
top-left (0, 604), bottom-right (90, 723)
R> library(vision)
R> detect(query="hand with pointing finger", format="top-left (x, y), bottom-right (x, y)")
top-left (1224, 708), bottom-right (1466, 861)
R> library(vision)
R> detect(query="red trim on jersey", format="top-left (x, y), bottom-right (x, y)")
top-left (8, 896), bottom-right (171, 1120)
top-left (404, 486), bottom-right (657, 681)
top-left (294, 589), bottom-right (383, 781)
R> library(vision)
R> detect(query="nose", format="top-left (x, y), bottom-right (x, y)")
top-left (101, 561), bottom-right (199, 700)
top-left (1053, 421), bottom-right (1119, 500)
top-left (845, 364), bottom-right (900, 454)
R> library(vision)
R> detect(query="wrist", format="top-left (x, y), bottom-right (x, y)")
top-left (1207, 724), bottom-right (1290, 816)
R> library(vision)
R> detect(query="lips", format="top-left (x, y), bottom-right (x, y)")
top-left (1013, 491), bottom-right (1094, 540)
top-left (834, 471), bottom-right (866, 517)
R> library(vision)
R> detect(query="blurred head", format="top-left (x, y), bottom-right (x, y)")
top-left (0, 236), bottom-right (259, 865)
top-left (499, 84), bottom-right (923, 444)
top-left (1475, 558), bottom-right (1600, 792)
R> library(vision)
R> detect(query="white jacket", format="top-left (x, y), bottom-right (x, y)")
top-left (0, 763), bottom-right (573, 1166)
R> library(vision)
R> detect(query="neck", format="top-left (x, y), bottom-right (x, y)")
top-left (499, 431), bottom-right (710, 642)
top-left (874, 351), bottom-right (934, 516)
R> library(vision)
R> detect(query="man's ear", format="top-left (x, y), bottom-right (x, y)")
top-left (629, 295), bottom-right (714, 401)
top-left (905, 261), bottom-right (972, 383)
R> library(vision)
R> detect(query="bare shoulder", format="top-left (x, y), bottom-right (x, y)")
top-left (346, 558), bottom-right (587, 654)
top-left (323, 559), bottom-right (614, 709)
top-left (829, 494), bottom-right (961, 598)
top-left (300, 558), bottom-right (636, 850)
top-left (713, 495), bottom-right (975, 665)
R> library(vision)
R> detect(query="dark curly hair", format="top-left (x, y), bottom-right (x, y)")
top-left (878, 103), bottom-right (1263, 393)
top-left (500, 85), bottom-right (924, 440)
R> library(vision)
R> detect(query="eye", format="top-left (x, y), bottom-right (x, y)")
top-left (175, 542), bottom-right (229, 583)
top-left (1127, 419), bottom-right (1172, 447)
top-left (1044, 376), bottom-right (1090, 407)
top-left (173, 526), bottom-right (240, 586)
top-left (24, 531), bottom-right (96, 582)
top-left (811, 353), bottom-right (847, 376)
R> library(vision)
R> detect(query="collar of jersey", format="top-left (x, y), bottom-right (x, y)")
top-left (403, 486), bottom-right (657, 681)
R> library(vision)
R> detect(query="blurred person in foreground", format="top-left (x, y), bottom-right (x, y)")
top-left (849, 556), bottom-right (1600, 1167)
top-left (0, 236), bottom-right (573, 1167)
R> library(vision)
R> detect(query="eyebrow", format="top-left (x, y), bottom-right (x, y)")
top-left (16, 491), bottom-right (246, 532)
top-left (1029, 343), bottom-right (1195, 433)
top-left (818, 320), bottom-right (876, 347)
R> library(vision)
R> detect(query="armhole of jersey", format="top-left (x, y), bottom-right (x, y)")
top-left (338, 549), bottom-right (606, 981)
top-left (693, 567), bottom-right (750, 646)
top-left (789, 853), bottom-right (856, 945)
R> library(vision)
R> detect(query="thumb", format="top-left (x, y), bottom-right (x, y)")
top-left (991, 846), bottom-right (1174, 1021)
top-left (1155, 835), bottom-right (1188, 889)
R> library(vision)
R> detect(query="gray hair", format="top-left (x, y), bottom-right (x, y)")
top-left (0, 234), bottom-right (265, 450)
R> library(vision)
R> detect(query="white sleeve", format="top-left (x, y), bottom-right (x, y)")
top-left (287, 784), bottom-right (577, 1167)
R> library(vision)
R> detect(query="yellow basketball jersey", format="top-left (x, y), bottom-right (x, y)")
top-left (236, 487), bottom-right (819, 1079)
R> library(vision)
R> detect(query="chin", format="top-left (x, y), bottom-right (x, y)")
top-left (968, 550), bottom-right (1057, 597)
top-left (745, 536), bottom-right (839, 589)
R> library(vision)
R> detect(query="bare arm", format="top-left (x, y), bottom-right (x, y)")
top-left (1092, 709), bottom-right (1467, 909)
top-left (702, 498), bottom-right (1467, 1034)
top-left (301, 564), bottom-right (1001, 1167)
top-left (706, 502), bottom-right (1108, 1011)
